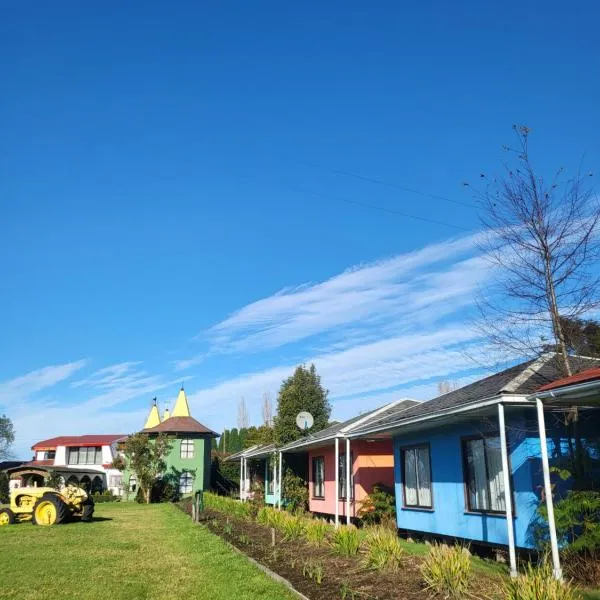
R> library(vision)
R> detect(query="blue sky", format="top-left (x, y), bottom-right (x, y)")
top-left (1, 1), bottom-right (599, 458)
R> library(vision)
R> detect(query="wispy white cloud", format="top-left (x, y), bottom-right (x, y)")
top-left (172, 353), bottom-right (205, 372)
top-left (190, 233), bottom-right (488, 359)
top-left (0, 360), bottom-right (87, 406)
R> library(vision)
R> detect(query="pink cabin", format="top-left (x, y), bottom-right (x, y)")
top-left (281, 399), bottom-right (419, 522)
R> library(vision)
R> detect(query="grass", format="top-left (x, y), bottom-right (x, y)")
top-left (0, 503), bottom-right (297, 600)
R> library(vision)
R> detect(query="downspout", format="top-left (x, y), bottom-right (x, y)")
top-left (498, 403), bottom-right (517, 577)
top-left (535, 397), bottom-right (562, 580)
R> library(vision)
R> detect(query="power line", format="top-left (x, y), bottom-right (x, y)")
top-left (297, 159), bottom-right (476, 209)
top-left (284, 184), bottom-right (471, 232)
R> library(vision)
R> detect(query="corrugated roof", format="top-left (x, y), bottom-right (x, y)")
top-left (142, 416), bottom-right (217, 436)
top-left (350, 353), bottom-right (600, 435)
top-left (538, 366), bottom-right (600, 391)
top-left (32, 435), bottom-right (126, 450)
top-left (281, 399), bottom-right (420, 451)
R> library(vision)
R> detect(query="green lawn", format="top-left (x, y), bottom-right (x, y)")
top-left (0, 503), bottom-right (297, 600)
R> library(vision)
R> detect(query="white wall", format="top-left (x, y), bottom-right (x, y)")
top-left (54, 446), bottom-right (67, 466)
top-left (101, 445), bottom-right (113, 465)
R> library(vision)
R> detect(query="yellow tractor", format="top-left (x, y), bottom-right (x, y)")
top-left (0, 485), bottom-right (94, 526)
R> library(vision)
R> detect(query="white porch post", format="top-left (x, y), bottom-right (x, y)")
top-left (239, 457), bottom-right (244, 501)
top-left (498, 403), bottom-right (517, 578)
top-left (334, 437), bottom-right (340, 527)
top-left (536, 397), bottom-right (562, 580)
top-left (272, 453), bottom-right (277, 504)
top-left (345, 438), bottom-right (351, 525)
top-left (278, 451), bottom-right (283, 509)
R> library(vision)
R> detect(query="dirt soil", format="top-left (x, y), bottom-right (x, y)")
top-left (180, 504), bottom-right (504, 600)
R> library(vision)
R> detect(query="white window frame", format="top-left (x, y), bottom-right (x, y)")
top-left (180, 439), bottom-right (195, 459)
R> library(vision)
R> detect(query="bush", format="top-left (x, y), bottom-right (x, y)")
top-left (282, 471), bottom-right (308, 513)
top-left (358, 483), bottom-right (396, 526)
top-left (204, 491), bottom-right (252, 520)
top-left (330, 525), bottom-right (362, 557)
top-left (363, 526), bottom-right (404, 571)
top-left (504, 561), bottom-right (581, 600)
top-left (92, 491), bottom-right (119, 503)
top-left (304, 519), bottom-right (330, 547)
top-left (248, 481), bottom-right (265, 518)
top-left (421, 543), bottom-right (471, 599)
top-left (0, 472), bottom-right (9, 504)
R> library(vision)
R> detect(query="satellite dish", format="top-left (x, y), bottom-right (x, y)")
top-left (296, 411), bottom-right (314, 431)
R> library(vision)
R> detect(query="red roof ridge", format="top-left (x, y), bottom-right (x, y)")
top-left (32, 434), bottom-right (127, 450)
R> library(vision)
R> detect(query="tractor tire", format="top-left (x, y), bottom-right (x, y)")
top-left (0, 507), bottom-right (16, 526)
top-left (32, 494), bottom-right (69, 526)
top-left (81, 496), bottom-right (95, 522)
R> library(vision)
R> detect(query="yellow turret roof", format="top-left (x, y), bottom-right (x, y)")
top-left (172, 387), bottom-right (191, 418)
top-left (143, 399), bottom-right (161, 429)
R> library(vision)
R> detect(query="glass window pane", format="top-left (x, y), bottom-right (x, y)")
top-left (417, 447), bottom-right (432, 507)
top-left (404, 449), bottom-right (418, 506)
top-left (467, 439), bottom-right (489, 511)
top-left (485, 437), bottom-right (505, 511)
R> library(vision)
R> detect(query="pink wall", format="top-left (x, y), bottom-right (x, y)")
top-left (308, 439), bottom-right (394, 518)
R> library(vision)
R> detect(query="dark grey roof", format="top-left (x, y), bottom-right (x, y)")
top-left (281, 398), bottom-right (420, 451)
top-left (351, 353), bottom-right (600, 435)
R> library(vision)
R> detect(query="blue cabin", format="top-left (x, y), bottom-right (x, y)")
top-left (229, 444), bottom-right (282, 506)
top-left (349, 354), bottom-right (600, 578)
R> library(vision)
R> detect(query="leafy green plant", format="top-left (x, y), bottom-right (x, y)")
top-left (282, 470), bottom-right (309, 513)
top-left (420, 543), bottom-right (472, 599)
top-left (339, 582), bottom-right (358, 600)
top-left (304, 519), bottom-right (330, 547)
top-left (204, 491), bottom-right (252, 520)
top-left (282, 513), bottom-right (306, 540)
top-left (302, 559), bottom-right (324, 584)
top-left (358, 483), bottom-right (396, 526)
top-left (330, 525), bottom-right (362, 557)
top-left (504, 561), bottom-right (581, 600)
top-left (363, 526), bottom-right (404, 571)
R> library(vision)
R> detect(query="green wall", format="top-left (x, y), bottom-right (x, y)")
top-left (122, 434), bottom-right (212, 500)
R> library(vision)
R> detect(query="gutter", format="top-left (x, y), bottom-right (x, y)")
top-left (533, 378), bottom-right (600, 401)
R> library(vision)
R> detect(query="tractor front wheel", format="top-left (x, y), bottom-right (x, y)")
top-left (0, 508), bottom-right (16, 526)
top-left (81, 496), bottom-right (95, 522)
top-left (32, 495), bottom-right (68, 526)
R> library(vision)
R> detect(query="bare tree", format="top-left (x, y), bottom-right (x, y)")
top-left (470, 125), bottom-right (599, 377)
top-left (262, 391), bottom-right (273, 426)
top-left (237, 397), bottom-right (249, 429)
top-left (437, 380), bottom-right (460, 395)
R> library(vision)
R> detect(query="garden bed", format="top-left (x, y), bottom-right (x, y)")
top-left (180, 501), bottom-right (504, 600)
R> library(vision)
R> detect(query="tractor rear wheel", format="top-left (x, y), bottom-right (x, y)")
top-left (81, 496), bottom-right (95, 522)
top-left (32, 494), bottom-right (68, 526)
top-left (0, 508), bottom-right (16, 526)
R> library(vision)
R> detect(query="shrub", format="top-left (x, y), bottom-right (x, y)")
top-left (92, 491), bottom-right (119, 503)
top-left (421, 543), bottom-right (471, 599)
top-left (358, 483), bottom-right (396, 526)
top-left (204, 491), bottom-right (252, 520)
top-left (330, 525), bottom-right (362, 557)
top-left (282, 513), bottom-right (306, 540)
top-left (0, 472), bottom-right (9, 503)
top-left (247, 481), bottom-right (265, 518)
top-left (504, 561), bottom-right (581, 600)
top-left (305, 519), bottom-right (330, 547)
top-left (282, 471), bottom-right (308, 513)
top-left (363, 526), bottom-right (404, 571)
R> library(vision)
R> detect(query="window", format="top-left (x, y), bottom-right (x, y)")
top-left (179, 472), bottom-right (194, 494)
top-left (338, 452), bottom-right (355, 499)
top-left (180, 439), bottom-right (194, 459)
top-left (129, 475), bottom-right (137, 492)
top-left (312, 456), bottom-right (325, 498)
top-left (109, 474), bottom-right (122, 488)
top-left (462, 436), bottom-right (506, 513)
top-left (67, 446), bottom-right (102, 465)
top-left (46, 450), bottom-right (56, 460)
top-left (402, 445), bottom-right (432, 508)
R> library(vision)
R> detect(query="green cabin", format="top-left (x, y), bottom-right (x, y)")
top-left (124, 388), bottom-right (217, 499)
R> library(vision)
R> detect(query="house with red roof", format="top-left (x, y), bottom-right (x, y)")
top-left (8, 433), bottom-right (126, 495)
